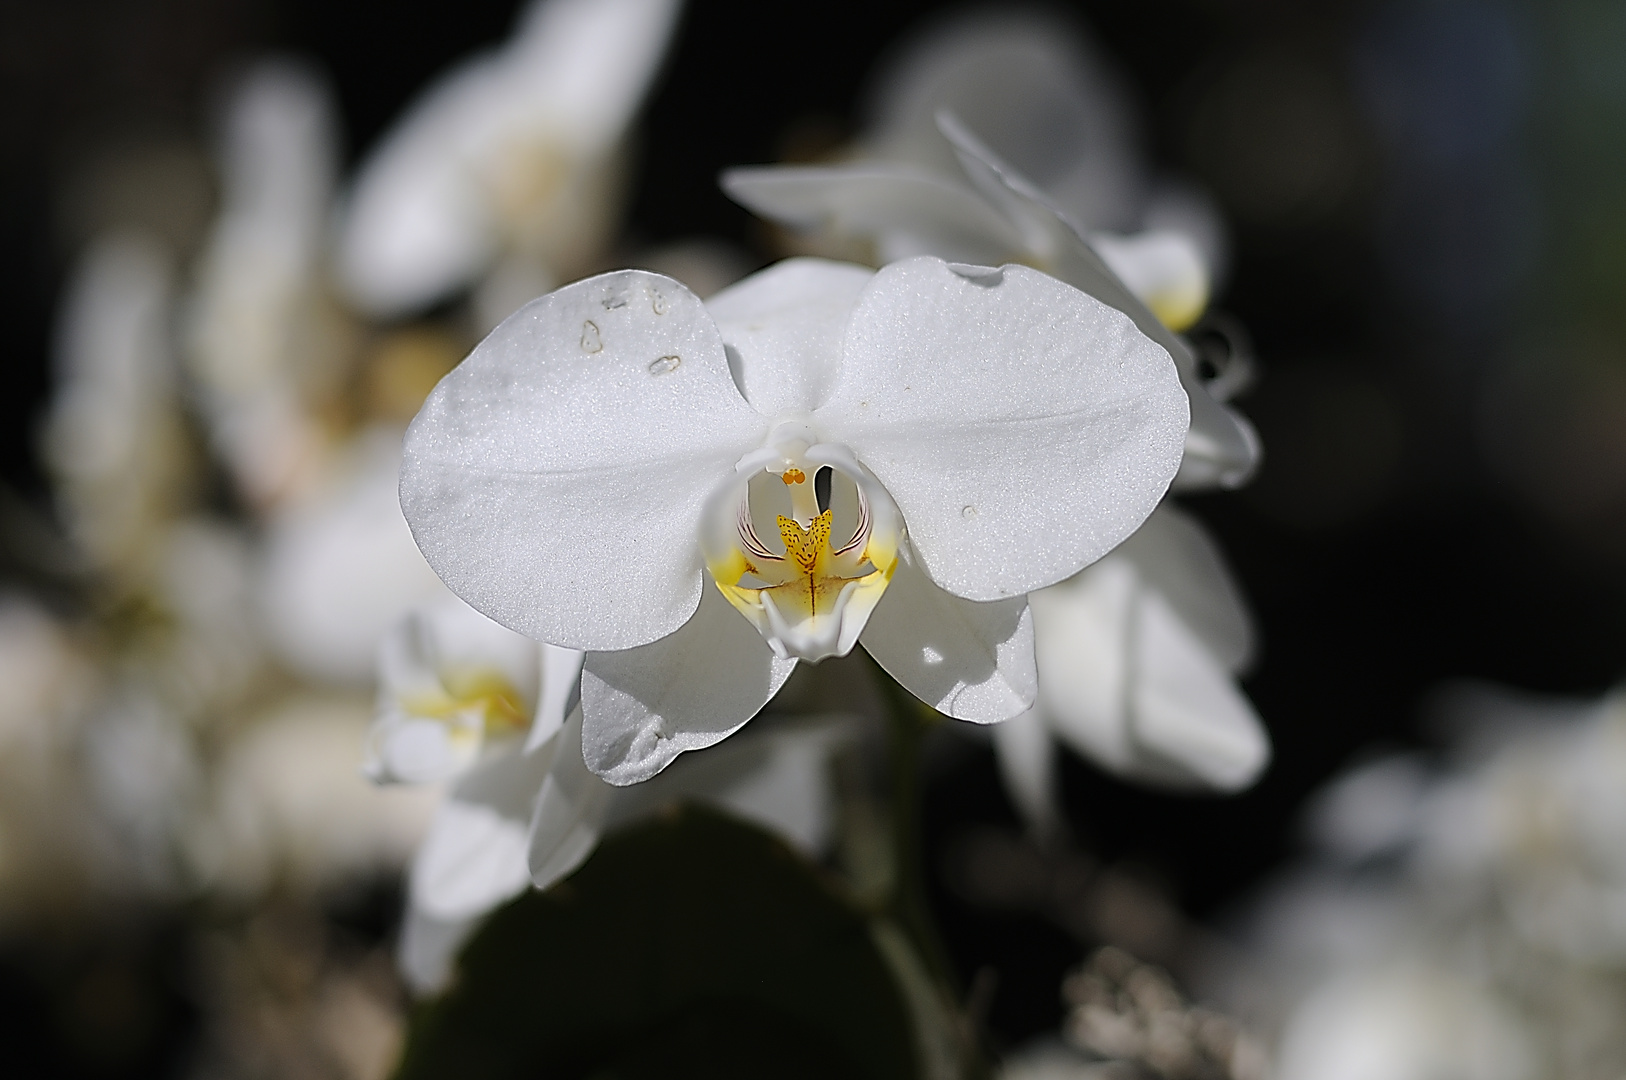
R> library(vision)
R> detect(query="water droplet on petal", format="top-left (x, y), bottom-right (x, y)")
top-left (580, 320), bottom-right (602, 353)
top-left (649, 355), bottom-right (681, 375)
top-left (961, 504), bottom-right (978, 519)
top-left (651, 290), bottom-right (669, 315)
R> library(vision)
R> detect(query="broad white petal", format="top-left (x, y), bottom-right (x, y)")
top-left (821, 256), bottom-right (1187, 601)
top-left (705, 257), bottom-right (873, 415)
top-left (1031, 554), bottom-right (1267, 792)
top-left (721, 165), bottom-right (1021, 266)
top-left (527, 707), bottom-right (615, 889)
top-left (1029, 558), bottom-right (1136, 773)
top-left (859, 544), bottom-right (1035, 723)
top-left (1132, 588), bottom-right (1269, 791)
top-left (991, 707), bottom-right (1061, 839)
top-left (937, 114), bottom-right (1259, 492)
top-left (407, 739), bottom-right (554, 921)
top-left (1115, 504), bottom-right (1254, 673)
top-left (401, 270), bottom-right (766, 651)
top-left (579, 581), bottom-right (797, 784)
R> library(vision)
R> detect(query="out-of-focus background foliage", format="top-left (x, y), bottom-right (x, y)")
top-left (3, 0), bottom-right (1625, 1074)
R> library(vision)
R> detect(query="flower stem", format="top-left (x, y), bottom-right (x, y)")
top-left (873, 664), bottom-right (993, 1079)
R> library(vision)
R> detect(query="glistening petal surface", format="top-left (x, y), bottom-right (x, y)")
top-left (858, 545), bottom-right (1036, 723)
top-left (820, 257), bottom-right (1187, 601)
top-left (401, 270), bottom-right (766, 651)
top-left (705, 257), bottom-right (873, 415)
top-left (579, 582), bottom-right (797, 785)
top-left (937, 113), bottom-right (1259, 492)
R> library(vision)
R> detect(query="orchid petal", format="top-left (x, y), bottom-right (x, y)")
top-left (1132, 588), bottom-right (1270, 790)
top-left (1115, 504), bottom-right (1254, 674)
top-left (937, 113), bottom-right (1259, 492)
top-left (364, 714), bottom-right (478, 786)
top-left (1089, 230), bottom-right (1210, 333)
top-left (613, 715), bottom-right (854, 856)
top-left (1028, 557), bottom-right (1138, 775)
top-left (821, 256), bottom-right (1186, 601)
top-left (524, 643), bottom-right (585, 752)
top-left (401, 270), bottom-right (766, 651)
top-left (527, 707), bottom-right (615, 889)
top-left (991, 707), bottom-right (1061, 839)
top-left (859, 544), bottom-right (1036, 723)
top-left (579, 580), bottom-right (797, 784)
top-left (705, 257), bottom-right (874, 415)
top-left (407, 740), bottom-right (554, 921)
top-left (721, 164), bottom-right (1021, 266)
top-left (1031, 551), bottom-right (1268, 792)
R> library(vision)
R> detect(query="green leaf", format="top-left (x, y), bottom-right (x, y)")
top-left (394, 804), bottom-right (919, 1080)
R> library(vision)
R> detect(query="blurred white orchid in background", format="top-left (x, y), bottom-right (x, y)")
top-left (994, 504), bottom-right (1268, 836)
top-left (1206, 686), bottom-right (1626, 1080)
top-left (338, 0), bottom-right (683, 328)
top-left (365, 595), bottom-right (584, 786)
top-left (187, 58), bottom-right (344, 510)
top-left (400, 255), bottom-right (1188, 785)
top-left (367, 598), bottom-right (857, 993)
top-left (43, 230), bottom-right (186, 577)
top-left (195, 696), bottom-right (440, 898)
top-left (1274, 968), bottom-right (1537, 1080)
top-left (259, 427), bottom-right (453, 686)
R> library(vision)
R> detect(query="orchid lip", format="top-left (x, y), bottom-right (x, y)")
top-left (702, 428), bottom-right (900, 664)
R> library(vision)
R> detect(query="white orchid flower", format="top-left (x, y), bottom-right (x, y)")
top-left (992, 504), bottom-right (1269, 835)
top-left (369, 601), bottom-right (857, 993)
top-left (724, 116), bottom-right (1257, 493)
top-left (400, 254), bottom-right (1188, 787)
top-left (365, 595), bottom-right (583, 785)
top-left (187, 59), bottom-right (340, 509)
top-left (337, 0), bottom-right (682, 322)
top-left (398, 705), bottom-right (858, 993)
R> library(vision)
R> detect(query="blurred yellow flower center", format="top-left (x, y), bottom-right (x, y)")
top-left (401, 669), bottom-right (530, 741)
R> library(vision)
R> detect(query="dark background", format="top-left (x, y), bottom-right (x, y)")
top-left (4, 0), bottom-right (1625, 1070)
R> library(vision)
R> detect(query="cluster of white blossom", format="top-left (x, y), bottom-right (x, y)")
top-left (1201, 683), bottom-right (1626, 1080)
top-left (2, 1), bottom-right (1279, 1067)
